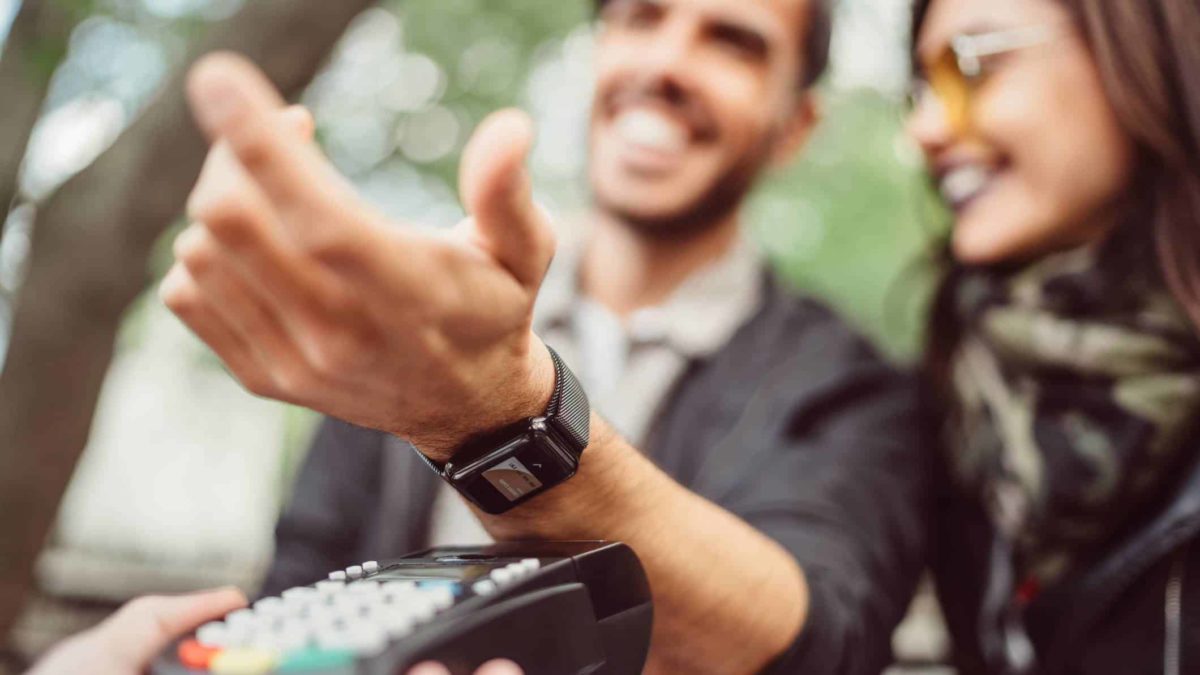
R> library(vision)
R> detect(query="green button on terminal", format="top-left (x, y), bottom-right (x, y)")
top-left (277, 647), bottom-right (356, 672)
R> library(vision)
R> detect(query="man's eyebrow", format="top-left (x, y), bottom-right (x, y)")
top-left (600, 0), bottom-right (665, 13)
top-left (706, 19), bottom-right (770, 56)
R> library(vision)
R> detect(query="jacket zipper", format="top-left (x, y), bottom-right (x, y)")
top-left (1040, 519), bottom-right (1200, 674)
top-left (1165, 550), bottom-right (1185, 675)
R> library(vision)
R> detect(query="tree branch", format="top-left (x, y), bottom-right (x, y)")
top-left (0, 0), bottom-right (81, 234)
top-left (0, 0), bottom-right (378, 641)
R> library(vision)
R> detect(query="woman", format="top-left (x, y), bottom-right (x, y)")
top-left (907, 0), bottom-right (1200, 672)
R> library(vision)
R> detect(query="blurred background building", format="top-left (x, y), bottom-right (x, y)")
top-left (0, 0), bottom-right (947, 671)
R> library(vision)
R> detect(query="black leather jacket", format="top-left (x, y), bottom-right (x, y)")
top-left (934, 441), bottom-right (1200, 675)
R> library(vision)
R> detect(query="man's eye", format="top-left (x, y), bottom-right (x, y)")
top-left (629, 4), bottom-right (663, 27)
top-left (603, 0), bottom-right (664, 30)
top-left (708, 24), bottom-right (768, 60)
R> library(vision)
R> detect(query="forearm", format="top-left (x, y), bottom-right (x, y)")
top-left (479, 415), bottom-right (808, 675)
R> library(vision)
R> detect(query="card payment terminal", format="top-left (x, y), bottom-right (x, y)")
top-left (151, 541), bottom-right (652, 674)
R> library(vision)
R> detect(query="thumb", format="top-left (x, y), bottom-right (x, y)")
top-left (459, 109), bottom-right (555, 290)
top-left (96, 587), bottom-right (247, 669)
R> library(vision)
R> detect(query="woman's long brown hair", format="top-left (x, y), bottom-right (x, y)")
top-left (912, 0), bottom-right (1200, 326)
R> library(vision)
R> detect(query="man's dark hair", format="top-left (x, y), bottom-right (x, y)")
top-left (595, 0), bottom-right (833, 90)
top-left (799, 0), bottom-right (831, 88)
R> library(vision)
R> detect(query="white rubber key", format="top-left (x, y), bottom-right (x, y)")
top-left (362, 560), bottom-right (380, 575)
top-left (379, 611), bottom-right (415, 638)
top-left (224, 609), bottom-right (258, 629)
top-left (316, 580), bottom-right (346, 594)
top-left (282, 586), bottom-right (319, 601)
top-left (328, 570), bottom-right (348, 582)
top-left (347, 580), bottom-right (381, 594)
top-left (195, 622), bottom-right (229, 647)
top-left (412, 597), bottom-right (438, 621)
top-left (424, 587), bottom-right (456, 610)
top-left (253, 597), bottom-right (287, 616)
top-left (345, 565), bottom-right (364, 580)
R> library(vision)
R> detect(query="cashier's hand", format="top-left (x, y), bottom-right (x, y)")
top-left (410, 661), bottom-right (524, 675)
top-left (26, 588), bottom-right (247, 675)
top-left (25, 587), bottom-right (522, 675)
top-left (162, 52), bottom-right (558, 461)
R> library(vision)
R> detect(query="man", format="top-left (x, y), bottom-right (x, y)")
top-left (263, 0), bottom-right (834, 586)
top-left (163, 0), bottom-right (929, 672)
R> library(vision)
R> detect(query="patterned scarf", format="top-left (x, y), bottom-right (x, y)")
top-left (945, 233), bottom-right (1200, 588)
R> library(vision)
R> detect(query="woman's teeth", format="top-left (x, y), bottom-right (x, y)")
top-left (940, 165), bottom-right (994, 209)
top-left (613, 108), bottom-right (689, 154)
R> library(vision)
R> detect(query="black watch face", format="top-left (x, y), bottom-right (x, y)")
top-left (446, 428), bottom-right (578, 514)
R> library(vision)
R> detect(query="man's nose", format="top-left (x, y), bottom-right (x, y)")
top-left (639, 19), bottom-right (695, 91)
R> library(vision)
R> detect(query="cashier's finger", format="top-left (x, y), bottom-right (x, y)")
top-left (407, 660), bottom-right (523, 675)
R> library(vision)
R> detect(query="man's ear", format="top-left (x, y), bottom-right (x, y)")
top-left (769, 91), bottom-right (821, 168)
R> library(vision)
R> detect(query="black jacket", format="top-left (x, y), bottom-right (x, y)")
top-left (934, 441), bottom-right (1200, 675)
top-left (261, 274), bottom-right (930, 674)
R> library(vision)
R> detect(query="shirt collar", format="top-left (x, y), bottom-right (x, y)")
top-left (534, 223), bottom-right (765, 360)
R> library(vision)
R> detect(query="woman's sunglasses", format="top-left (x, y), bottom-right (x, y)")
top-left (910, 24), bottom-right (1063, 135)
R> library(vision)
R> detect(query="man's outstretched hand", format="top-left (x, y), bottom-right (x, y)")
top-left (163, 53), bottom-right (558, 459)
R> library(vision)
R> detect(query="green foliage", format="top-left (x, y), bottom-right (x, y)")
top-left (22, 33), bottom-right (68, 83)
top-left (749, 89), bottom-right (948, 360)
top-left (382, 0), bottom-right (589, 188)
top-left (18, 0), bottom-right (100, 86)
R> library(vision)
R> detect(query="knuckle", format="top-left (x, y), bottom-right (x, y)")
top-left (308, 329), bottom-right (375, 377)
top-left (204, 209), bottom-right (257, 252)
top-left (160, 275), bottom-right (199, 314)
top-left (303, 231), bottom-right (360, 266)
top-left (194, 197), bottom-right (257, 250)
top-left (230, 134), bottom-right (275, 177)
top-left (175, 232), bottom-right (218, 278)
top-left (161, 287), bottom-right (194, 315)
top-left (270, 366), bottom-right (314, 399)
top-left (308, 342), bottom-right (341, 377)
top-left (239, 370), bottom-right (277, 399)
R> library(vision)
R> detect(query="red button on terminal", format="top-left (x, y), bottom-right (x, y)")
top-left (179, 638), bottom-right (221, 669)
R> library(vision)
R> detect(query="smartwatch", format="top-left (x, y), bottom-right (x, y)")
top-left (423, 346), bottom-right (590, 514)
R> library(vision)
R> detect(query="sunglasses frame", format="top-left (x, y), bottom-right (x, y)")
top-left (912, 23), bottom-right (1065, 134)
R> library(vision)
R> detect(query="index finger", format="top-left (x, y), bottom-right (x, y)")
top-left (186, 52), bottom-right (368, 249)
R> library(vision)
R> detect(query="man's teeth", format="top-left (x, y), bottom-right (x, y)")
top-left (940, 166), bottom-right (993, 206)
top-left (613, 109), bottom-right (688, 153)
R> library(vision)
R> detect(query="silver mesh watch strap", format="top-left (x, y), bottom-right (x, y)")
top-left (544, 345), bottom-right (590, 453)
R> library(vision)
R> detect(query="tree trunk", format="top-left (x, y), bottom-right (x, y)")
top-left (0, 0), bottom-right (81, 235)
top-left (0, 0), bottom-right (378, 641)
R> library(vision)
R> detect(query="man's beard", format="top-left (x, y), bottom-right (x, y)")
top-left (593, 137), bottom-right (774, 242)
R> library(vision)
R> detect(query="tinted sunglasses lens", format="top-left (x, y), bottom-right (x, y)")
top-left (928, 47), bottom-right (970, 132)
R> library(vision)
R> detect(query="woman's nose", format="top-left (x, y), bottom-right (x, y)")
top-left (906, 85), bottom-right (955, 159)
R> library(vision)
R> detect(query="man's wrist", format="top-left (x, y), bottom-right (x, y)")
top-left (406, 335), bottom-right (557, 463)
top-left (477, 414), bottom-right (646, 539)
